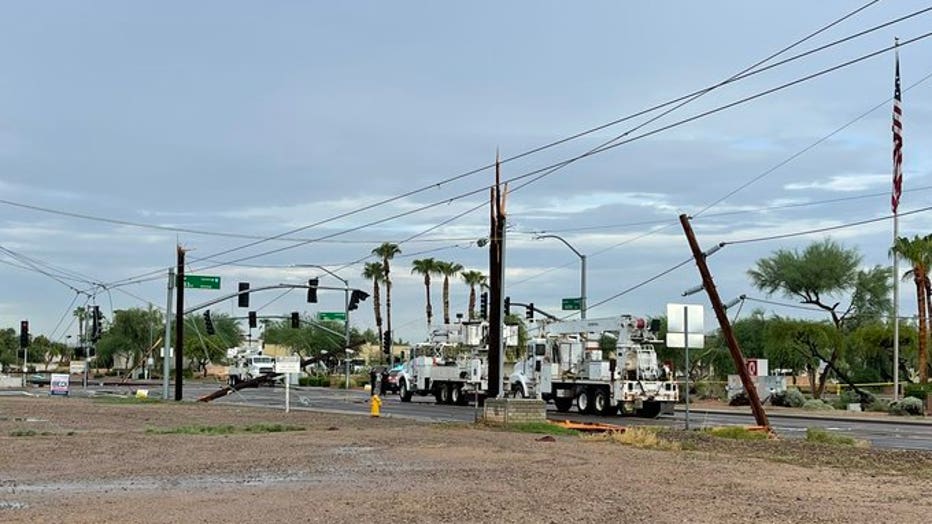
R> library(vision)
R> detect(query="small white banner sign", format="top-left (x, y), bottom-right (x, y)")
top-left (274, 356), bottom-right (301, 374)
top-left (69, 360), bottom-right (87, 374)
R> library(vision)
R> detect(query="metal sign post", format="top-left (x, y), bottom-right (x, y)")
top-left (275, 356), bottom-right (301, 413)
top-left (666, 303), bottom-right (704, 431)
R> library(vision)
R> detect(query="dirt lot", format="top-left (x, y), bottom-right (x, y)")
top-left (1, 396), bottom-right (930, 523)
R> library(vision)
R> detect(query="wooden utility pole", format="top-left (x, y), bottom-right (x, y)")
top-left (679, 214), bottom-right (769, 429)
top-left (174, 245), bottom-right (185, 401)
top-left (487, 155), bottom-right (507, 399)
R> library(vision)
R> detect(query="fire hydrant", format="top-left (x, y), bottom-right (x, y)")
top-left (370, 395), bottom-right (382, 417)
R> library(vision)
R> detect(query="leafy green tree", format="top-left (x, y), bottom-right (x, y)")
top-left (182, 312), bottom-right (242, 376)
top-left (411, 258), bottom-right (440, 329)
top-left (763, 317), bottom-right (838, 397)
top-left (460, 270), bottom-right (486, 320)
top-left (891, 235), bottom-right (931, 382)
top-left (845, 321), bottom-right (917, 383)
top-left (31, 335), bottom-right (70, 370)
top-left (748, 239), bottom-right (890, 396)
top-left (437, 260), bottom-right (463, 324)
top-left (96, 308), bottom-right (162, 370)
top-left (0, 327), bottom-right (18, 370)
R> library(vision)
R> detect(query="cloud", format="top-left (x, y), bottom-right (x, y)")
top-left (784, 174), bottom-right (888, 192)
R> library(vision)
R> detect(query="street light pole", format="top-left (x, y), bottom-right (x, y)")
top-left (294, 264), bottom-right (351, 389)
top-left (536, 234), bottom-right (587, 319)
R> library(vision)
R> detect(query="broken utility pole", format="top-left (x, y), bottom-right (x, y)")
top-left (487, 154), bottom-right (508, 399)
top-left (679, 214), bottom-right (769, 430)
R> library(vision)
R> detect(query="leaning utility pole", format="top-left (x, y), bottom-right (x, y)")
top-left (679, 214), bottom-right (769, 429)
top-left (174, 245), bottom-right (185, 401)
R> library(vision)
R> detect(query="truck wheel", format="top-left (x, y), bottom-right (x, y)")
top-left (554, 397), bottom-right (573, 413)
top-left (400, 380), bottom-right (412, 402)
top-left (594, 389), bottom-right (615, 416)
top-left (636, 401), bottom-right (662, 418)
top-left (576, 389), bottom-right (594, 414)
top-left (228, 375), bottom-right (238, 387)
top-left (435, 383), bottom-right (451, 404)
top-left (450, 385), bottom-right (464, 405)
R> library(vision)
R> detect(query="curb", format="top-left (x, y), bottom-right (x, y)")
top-left (678, 407), bottom-right (932, 426)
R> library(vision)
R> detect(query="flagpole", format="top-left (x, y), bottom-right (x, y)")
top-left (892, 38), bottom-right (901, 401)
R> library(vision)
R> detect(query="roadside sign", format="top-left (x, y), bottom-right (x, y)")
top-left (69, 360), bottom-right (87, 374)
top-left (665, 303), bottom-right (705, 348)
top-left (561, 297), bottom-right (582, 311)
top-left (184, 275), bottom-right (221, 290)
top-left (275, 356), bottom-right (301, 374)
top-left (317, 311), bottom-right (346, 321)
top-left (50, 373), bottom-right (70, 396)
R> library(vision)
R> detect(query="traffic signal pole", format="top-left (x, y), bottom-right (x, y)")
top-left (162, 268), bottom-right (174, 400)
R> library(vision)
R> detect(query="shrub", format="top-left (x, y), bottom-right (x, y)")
top-left (775, 388), bottom-right (806, 408)
top-left (802, 399), bottom-right (834, 411)
top-left (694, 381), bottom-right (726, 400)
top-left (904, 383), bottom-right (932, 401)
top-left (805, 427), bottom-right (861, 447)
top-left (866, 398), bottom-right (891, 412)
top-left (889, 396), bottom-right (925, 416)
top-left (607, 427), bottom-right (680, 450)
top-left (707, 426), bottom-right (769, 441)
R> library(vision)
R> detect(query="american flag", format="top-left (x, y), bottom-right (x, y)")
top-left (892, 53), bottom-right (903, 214)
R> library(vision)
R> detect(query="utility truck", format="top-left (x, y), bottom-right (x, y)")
top-left (397, 322), bottom-right (518, 405)
top-left (509, 315), bottom-right (677, 418)
top-left (226, 345), bottom-right (276, 386)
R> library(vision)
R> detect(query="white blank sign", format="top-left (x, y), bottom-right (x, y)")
top-left (666, 303), bottom-right (705, 348)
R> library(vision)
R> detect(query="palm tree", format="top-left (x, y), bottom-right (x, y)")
top-left (411, 258), bottom-right (440, 329)
top-left (436, 261), bottom-right (464, 324)
top-left (372, 242), bottom-right (401, 362)
top-left (362, 262), bottom-right (385, 357)
top-left (460, 270), bottom-right (486, 320)
top-left (892, 235), bottom-right (930, 382)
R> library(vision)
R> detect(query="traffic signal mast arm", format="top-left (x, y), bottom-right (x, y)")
top-left (183, 283), bottom-right (355, 315)
top-left (507, 300), bottom-right (560, 321)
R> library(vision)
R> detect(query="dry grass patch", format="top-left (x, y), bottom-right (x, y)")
top-left (585, 426), bottom-right (681, 451)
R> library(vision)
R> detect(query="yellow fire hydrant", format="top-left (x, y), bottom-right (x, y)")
top-left (370, 395), bottom-right (382, 417)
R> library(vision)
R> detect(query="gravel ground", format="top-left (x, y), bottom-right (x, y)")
top-left (1, 396), bottom-right (930, 523)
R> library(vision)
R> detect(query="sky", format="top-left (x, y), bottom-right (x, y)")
top-left (1, 1), bottom-right (932, 347)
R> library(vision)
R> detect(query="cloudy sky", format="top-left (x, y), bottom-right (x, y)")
top-left (1, 1), bottom-right (931, 345)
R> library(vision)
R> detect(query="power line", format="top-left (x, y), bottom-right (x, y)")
top-left (724, 204), bottom-right (932, 245)
top-left (581, 257), bottom-right (695, 314)
top-left (106, 4), bottom-right (921, 284)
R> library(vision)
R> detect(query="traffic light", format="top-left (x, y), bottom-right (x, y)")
top-left (91, 306), bottom-right (102, 342)
top-left (19, 320), bottom-right (29, 348)
top-left (291, 311), bottom-right (300, 329)
top-left (203, 310), bottom-right (216, 335)
top-left (238, 282), bottom-right (250, 308)
top-left (504, 296), bottom-right (511, 316)
top-left (382, 330), bottom-right (392, 354)
top-left (307, 278), bottom-right (319, 303)
top-left (479, 292), bottom-right (488, 320)
top-left (248, 311), bottom-right (257, 328)
top-left (348, 289), bottom-right (369, 311)
top-left (526, 303), bottom-right (534, 320)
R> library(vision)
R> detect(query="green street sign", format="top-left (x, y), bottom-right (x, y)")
top-left (561, 297), bottom-right (582, 311)
top-left (317, 311), bottom-right (347, 321)
top-left (184, 275), bottom-right (221, 290)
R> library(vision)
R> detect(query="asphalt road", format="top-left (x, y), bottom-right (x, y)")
top-left (195, 384), bottom-right (932, 451)
top-left (11, 382), bottom-right (930, 451)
